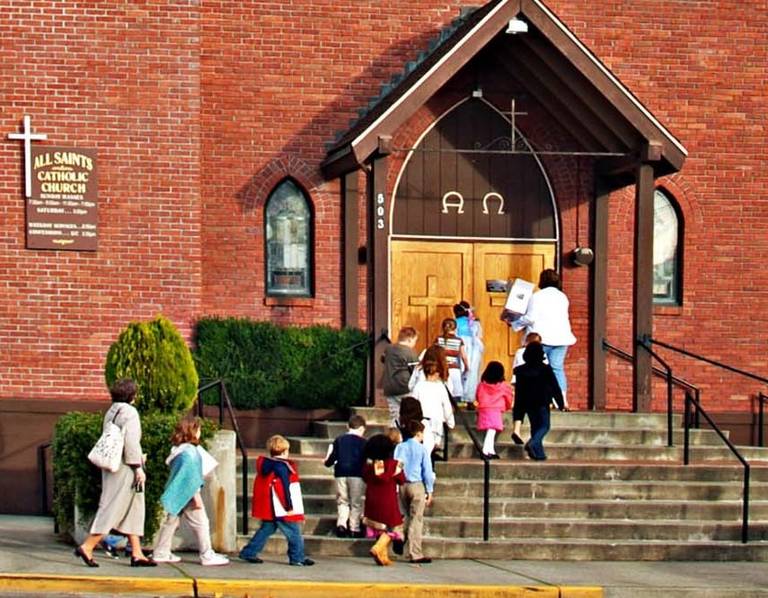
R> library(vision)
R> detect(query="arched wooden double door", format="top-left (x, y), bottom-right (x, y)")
top-left (389, 97), bottom-right (558, 370)
top-left (391, 240), bottom-right (555, 370)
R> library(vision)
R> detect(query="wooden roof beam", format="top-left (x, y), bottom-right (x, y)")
top-left (517, 33), bottom-right (639, 149)
top-left (500, 41), bottom-right (625, 152)
top-left (521, 0), bottom-right (686, 168)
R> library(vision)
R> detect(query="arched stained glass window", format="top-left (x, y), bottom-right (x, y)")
top-left (265, 179), bottom-right (312, 297)
top-left (653, 189), bottom-right (682, 305)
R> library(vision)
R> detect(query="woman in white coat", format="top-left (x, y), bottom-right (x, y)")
top-left (74, 379), bottom-right (156, 568)
top-left (512, 269), bottom-right (576, 408)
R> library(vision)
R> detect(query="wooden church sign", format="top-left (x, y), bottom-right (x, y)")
top-left (27, 146), bottom-right (99, 251)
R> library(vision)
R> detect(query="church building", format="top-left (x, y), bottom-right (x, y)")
top-left (1, 0), bottom-right (766, 513)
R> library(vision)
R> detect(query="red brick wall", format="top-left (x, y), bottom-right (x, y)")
top-left (0, 2), bottom-right (202, 400)
top-left (552, 0), bottom-right (768, 412)
top-left (1, 0), bottom-right (766, 413)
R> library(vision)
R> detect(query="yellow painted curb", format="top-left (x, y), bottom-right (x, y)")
top-left (0, 574), bottom-right (603, 598)
top-left (196, 580), bottom-right (604, 598)
top-left (0, 573), bottom-right (192, 595)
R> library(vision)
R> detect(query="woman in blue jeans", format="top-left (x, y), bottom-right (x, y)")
top-left (512, 268), bottom-right (576, 409)
top-left (513, 342), bottom-right (565, 460)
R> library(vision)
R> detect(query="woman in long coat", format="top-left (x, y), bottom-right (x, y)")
top-left (74, 379), bottom-right (156, 567)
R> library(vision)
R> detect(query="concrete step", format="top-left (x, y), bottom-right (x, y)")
top-left (240, 456), bottom-right (768, 483)
top-left (251, 494), bottom-right (767, 520)
top-left (285, 435), bottom-right (768, 463)
top-left (247, 513), bottom-right (768, 542)
top-left (424, 496), bottom-right (768, 520)
top-left (352, 406), bottom-right (684, 428)
top-left (312, 420), bottom-right (725, 446)
top-left (246, 533), bottom-right (768, 561)
top-left (288, 475), bottom-right (768, 502)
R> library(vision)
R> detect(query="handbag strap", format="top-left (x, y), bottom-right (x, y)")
top-left (110, 405), bottom-right (124, 425)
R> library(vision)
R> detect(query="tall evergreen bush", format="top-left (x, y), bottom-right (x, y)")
top-left (104, 315), bottom-right (199, 414)
top-left (194, 317), bottom-right (368, 409)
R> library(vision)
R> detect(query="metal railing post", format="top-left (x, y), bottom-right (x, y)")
top-left (442, 424), bottom-right (449, 463)
top-left (683, 391), bottom-right (691, 466)
top-left (666, 368), bottom-right (674, 447)
top-left (759, 393), bottom-right (766, 447)
top-left (694, 389), bottom-right (701, 429)
top-left (742, 464), bottom-right (751, 544)
top-left (483, 459), bottom-right (490, 542)
top-left (218, 383), bottom-right (224, 427)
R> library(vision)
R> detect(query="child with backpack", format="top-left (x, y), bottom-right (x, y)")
top-left (239, 435), bottom-right (314, 566)
top-left (153, 417), bottom-right (229, 566)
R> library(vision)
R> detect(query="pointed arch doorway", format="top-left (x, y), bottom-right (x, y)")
top-left (390, 98), bottom-right (557, 368)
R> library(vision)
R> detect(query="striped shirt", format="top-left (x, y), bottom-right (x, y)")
top-left (437, 335), bottom-right (463, 369)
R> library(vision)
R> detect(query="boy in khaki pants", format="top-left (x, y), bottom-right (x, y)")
top-left (393, 420), bottom-right (435, 564)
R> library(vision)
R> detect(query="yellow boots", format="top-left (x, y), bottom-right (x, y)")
top-left (369, 533), bottom-right (392, 566)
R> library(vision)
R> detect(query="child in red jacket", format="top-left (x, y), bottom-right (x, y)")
top-left (239, 435), bottom-right (314, 566)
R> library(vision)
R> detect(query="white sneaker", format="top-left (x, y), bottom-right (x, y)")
top-left (153, 553), bottom-right (182, 563)
top-left (200, 550), bottom-right (229, 566)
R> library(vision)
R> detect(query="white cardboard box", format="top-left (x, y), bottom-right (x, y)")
top-left (504, 278), bottom-right (535, 315)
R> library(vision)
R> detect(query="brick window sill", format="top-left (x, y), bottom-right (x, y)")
top-left (264, 296), bottom-right (314, 308)
top-left (653, 305), bottom-right (683, 317)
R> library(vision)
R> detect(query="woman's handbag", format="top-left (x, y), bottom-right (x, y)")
top-left (88, 407), bottom-right (125, 472)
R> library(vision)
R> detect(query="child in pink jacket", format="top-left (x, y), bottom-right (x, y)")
top-left (474, 361), bottom-right (512, 458)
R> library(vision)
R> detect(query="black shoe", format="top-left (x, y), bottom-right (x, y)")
top-left (350, 529), bottom-right (366, 539)
top-left (488, 453), bottom-right (500, 460)
top-left (290, 558), bottom-right (315, 566)
top-left (524, 443), bottom-right (534, 459)
top-left (511, 433), bottom-right (525, 445)
top-left (74, 546), bottom-right (99, 568)
top-left (392, 539), bottom-right (404, 555)
top-left (335, 525), bottom-right (349, 538)
top-left (239, 554), bottom-right (263, 563)
top-left (124, 546), bottom-right (153, 558)
top-left (410, 557), bottom-right (432, 564)
top-left (100, 543), bottom-right (120, 559)
top-left (130, 557), bottom-right (157, 567)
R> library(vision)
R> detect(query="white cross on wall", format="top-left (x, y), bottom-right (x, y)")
top-left (7, 115), bottom-right (47, 198)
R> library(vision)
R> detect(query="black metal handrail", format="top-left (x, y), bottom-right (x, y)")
top-left (759, 393), bottom-right (767, 448)
top-left (603, 340), bottom-right (701, 445)
top-left (650, 338), bottom-right (768, 444)
top-left (605, 338), bottom-right (752, 542)
top-left (684, 390), bottom-right (751, 543)
top-left (650, 339), bottom-right (768, 386)
top-left (196, 379), bottom-right (250, 535)
top-left (448, 397), bottom-right (491, 541)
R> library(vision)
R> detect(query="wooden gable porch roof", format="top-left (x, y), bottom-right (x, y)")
top-left (321, 0), bottom-right (687, 181)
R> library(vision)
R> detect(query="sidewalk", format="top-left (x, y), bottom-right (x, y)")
top-left (0, 516), bottom-right (766, 597)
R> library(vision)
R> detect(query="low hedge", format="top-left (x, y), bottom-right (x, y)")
top-left (53, 411), bottom-right (217, 541)
top-left (193, 318), bottom-right (369, 410)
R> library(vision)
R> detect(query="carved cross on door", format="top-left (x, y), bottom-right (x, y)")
top-left (409, 275), bottom-right (455, 334)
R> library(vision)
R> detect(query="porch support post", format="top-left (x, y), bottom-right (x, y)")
top-left (633, 161), bottom-right (655, 412)
top-left (367, 154), bottom-right (390, 406)
top-left (342, 171), bottom-right (360, 328)
top-left (589, 177), bottom-right (610, 411)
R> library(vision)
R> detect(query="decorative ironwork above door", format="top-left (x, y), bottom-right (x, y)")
top-left (393, 98), bottom-right (556, 240)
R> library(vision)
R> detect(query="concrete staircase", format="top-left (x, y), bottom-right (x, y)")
top-left (238, 407), bottom-right (768, 560)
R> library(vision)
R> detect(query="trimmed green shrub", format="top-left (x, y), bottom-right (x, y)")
top-left (194, 317), bottom-right (368, 410)
top-left (52, 411), bottom-right (217, 541)
top-left (105, 315), bottom-right (199, 414)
